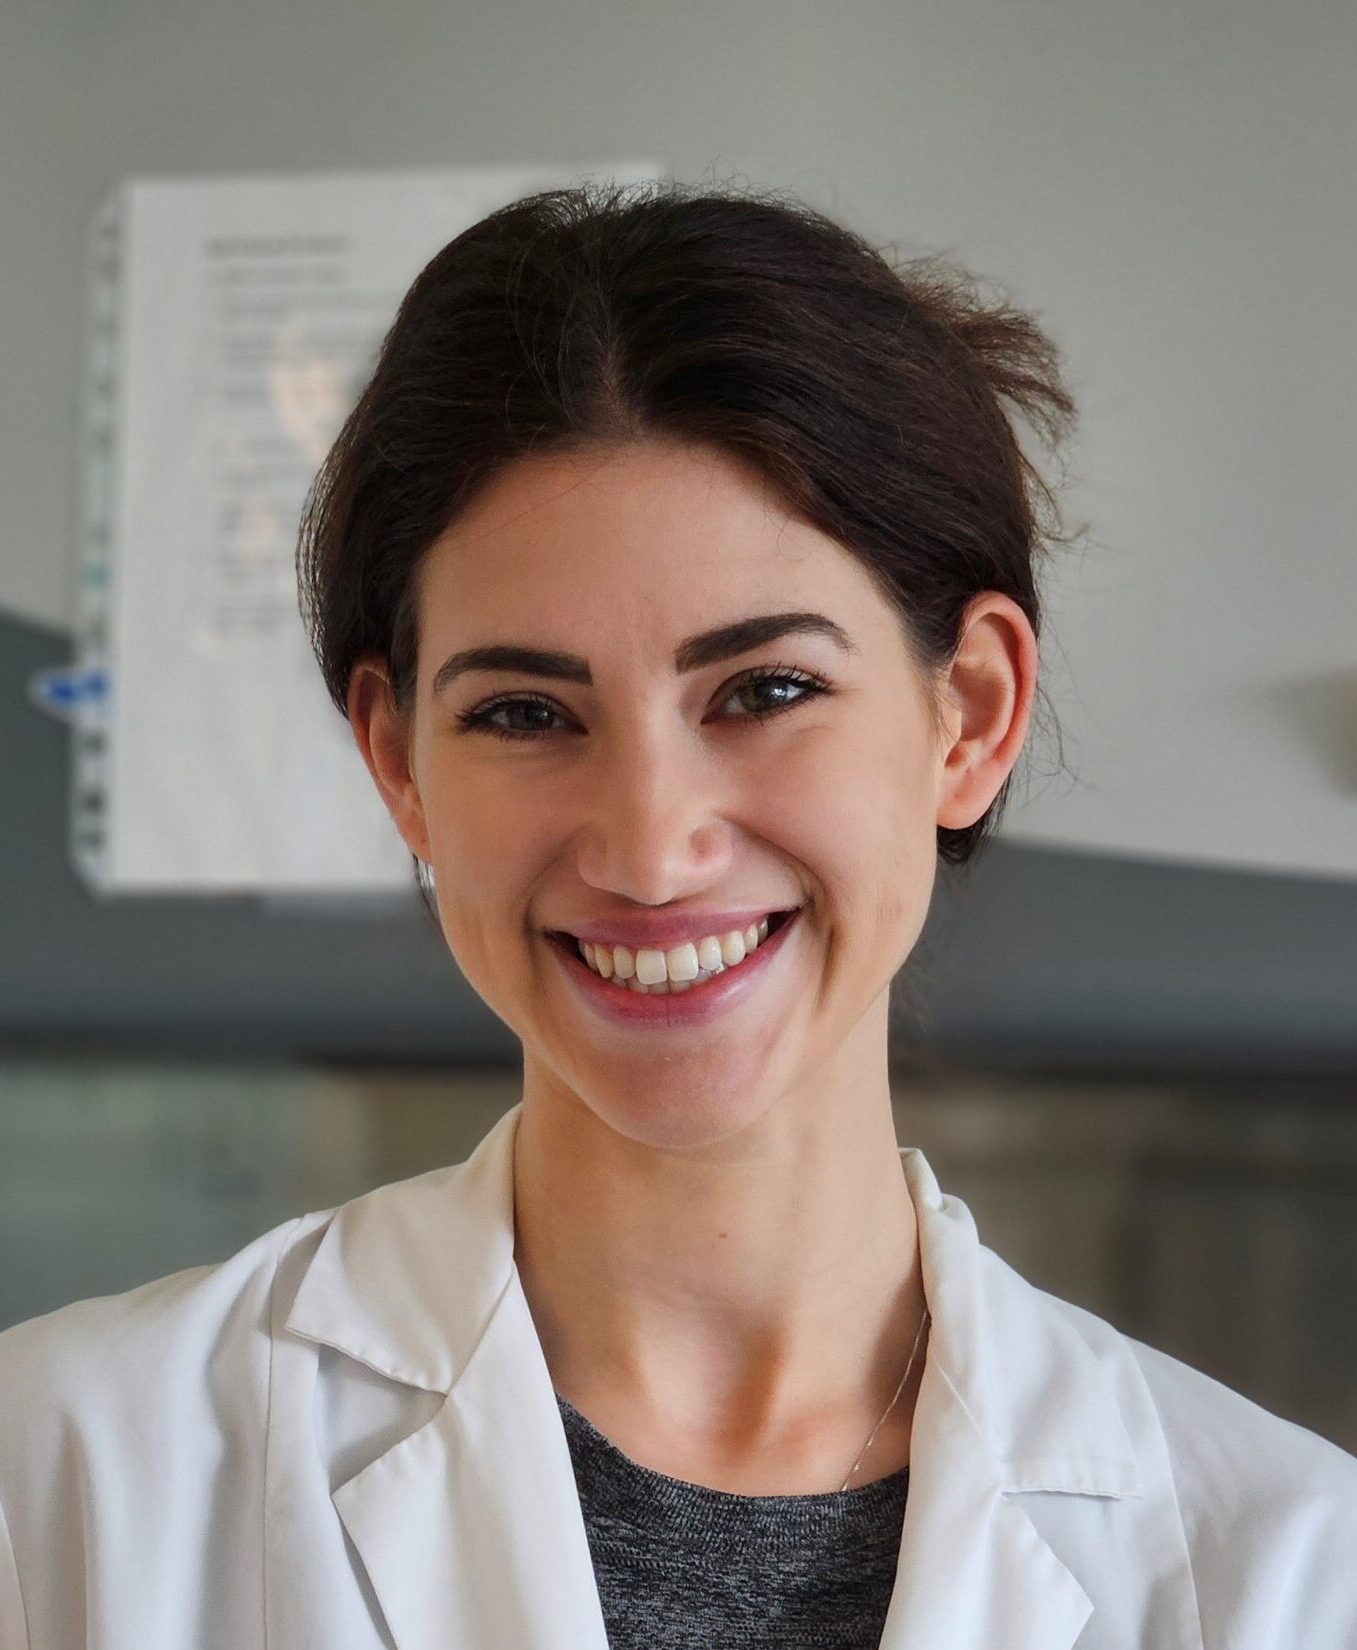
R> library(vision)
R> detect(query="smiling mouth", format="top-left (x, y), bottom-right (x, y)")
top-left (544, 907), bottom-right (800, 991)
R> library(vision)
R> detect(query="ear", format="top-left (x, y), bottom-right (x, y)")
top-left (346, 654), bottom-right (432, 862)
top-left (934, 593), bottom-right (1039, 831)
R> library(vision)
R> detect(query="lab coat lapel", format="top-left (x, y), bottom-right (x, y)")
top-left (329, 1276), bottom-right (610, 1650)
top-left (286, 1104), bottom-right (1147, 1650)
top-left (286, 1103), bottom-right (610, 1650)
top-left (879, 1146), bottom-right (1144, 1650)
top-left (877, 1344), bottom-right (1095, 1649)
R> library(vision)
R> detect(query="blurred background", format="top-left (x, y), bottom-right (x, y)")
top-left (1, 0), bottom-right (1354, 1454)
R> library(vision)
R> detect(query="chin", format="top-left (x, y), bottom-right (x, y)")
top-left (577, 1078), bottom-right (784, 1156)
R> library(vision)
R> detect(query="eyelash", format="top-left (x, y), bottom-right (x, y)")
top-left (454, 664), bottom-right (832, 744)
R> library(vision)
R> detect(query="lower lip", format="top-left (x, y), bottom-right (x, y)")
top-left (545, 909), bottom-right (803, 1029)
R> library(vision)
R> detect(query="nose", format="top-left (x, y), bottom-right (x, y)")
top-left (571, 724), bottom-right (736, 904)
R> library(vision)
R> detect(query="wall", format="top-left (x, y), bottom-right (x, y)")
top-left (2, 2), bottom-right (1355, 1057)
top-left (3, 0), bottom-right (1356, 879)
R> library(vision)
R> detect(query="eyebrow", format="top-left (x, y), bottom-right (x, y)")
top-left (431, 611), bottom-right (858, 695)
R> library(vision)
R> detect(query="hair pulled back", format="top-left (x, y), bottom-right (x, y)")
top-left (297, 176), bottom-right (1081, 891)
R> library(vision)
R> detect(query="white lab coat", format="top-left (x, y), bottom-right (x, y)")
top-left (0, 1100), bottom-right (1354, 1650)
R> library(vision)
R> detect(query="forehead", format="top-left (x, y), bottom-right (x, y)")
top-left (419, 439), bottom-right (869, 622)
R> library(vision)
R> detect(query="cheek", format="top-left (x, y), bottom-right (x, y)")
top-left (762, 727), bottom-right (936, 936)
top-left (763, 723), bottom-right (932, 850)
top-left (422, 761), bottom-right (534, 871)
top-left (420, 770), bottom-right (542, 965)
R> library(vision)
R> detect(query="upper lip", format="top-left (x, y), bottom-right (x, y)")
top-left (547, 906), bottom-right (801, 950)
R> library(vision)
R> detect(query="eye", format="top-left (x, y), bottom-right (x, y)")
top-left (455, 692), bottom-right (566, 742)
top-left (454, 664), bottom-right (832, 744)
top-left (715, 664), bottom-right (831, 722)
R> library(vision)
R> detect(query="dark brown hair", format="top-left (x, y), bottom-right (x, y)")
top-left (297, 176), bottom-right (1082, 930)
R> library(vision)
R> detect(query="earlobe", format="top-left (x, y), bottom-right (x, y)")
top-left (936, 741), bottom-right (989, 832)
top-left (346, 655), bottom-right (432, 862)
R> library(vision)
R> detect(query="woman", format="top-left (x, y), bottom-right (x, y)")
top-left (1, 179), bottom-right (1354, 1650)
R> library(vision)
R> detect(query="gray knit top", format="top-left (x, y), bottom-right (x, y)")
top-left (555, 1391), bottom-right (909, 1650)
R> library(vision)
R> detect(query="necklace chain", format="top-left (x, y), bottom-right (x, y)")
top-left (837, 1305), bottom-right (930, 1493)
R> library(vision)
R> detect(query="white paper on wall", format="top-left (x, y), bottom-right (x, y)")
top-left (73, 160), bottom-right (665, 896)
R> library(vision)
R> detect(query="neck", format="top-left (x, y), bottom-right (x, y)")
top-left (511, 1049), bottom-right (926, 1494)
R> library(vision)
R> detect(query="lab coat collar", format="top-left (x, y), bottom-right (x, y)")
top-left (283, 1101), bottom-right (1146, 1650)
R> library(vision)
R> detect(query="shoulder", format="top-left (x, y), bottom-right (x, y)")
top-left (0, 1204), bottom-right (335, 1484)
top-left (0, 1207), bottom-right (346, 1647)
top-left (1033, 1277), bottom-right (1357, 1643)
top-left (1123, 1323), bottom-right (1357, 1536)
top-left (1005, 1258), bottom-right (1357, 1488)
top-left (1122, 1322), bottom-right (1357, 1492)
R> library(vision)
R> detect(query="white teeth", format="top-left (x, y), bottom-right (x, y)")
top-left (579, 914), bottom-right (788, 991)
top-left (662, 942), bottom-right (700, 982)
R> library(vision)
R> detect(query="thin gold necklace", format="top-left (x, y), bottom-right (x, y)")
top-left (837, 1305), bottom-right (930, 1492)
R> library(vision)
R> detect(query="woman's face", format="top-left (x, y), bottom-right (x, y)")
top-left (355, 438), bottom-right (1015, 1151)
